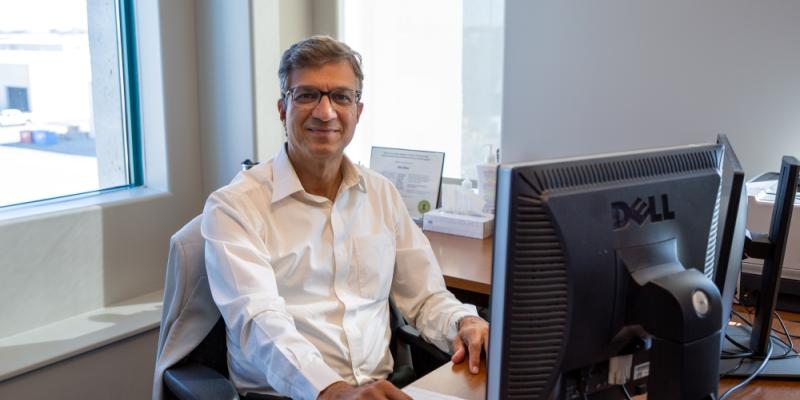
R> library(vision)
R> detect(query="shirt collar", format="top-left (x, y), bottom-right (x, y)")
top-left (340, 154), bottom-right (367, 194)
top-left (271, 145), bottom-right (305, 203)
top-left (271, 144), bottom-right (366, 204)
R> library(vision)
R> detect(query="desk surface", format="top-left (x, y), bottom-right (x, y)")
top-left (422, 232), bottom-right (800, 399)
top-left (410, 360), bottom-right (485, 400)
top-left (714, 308), bottom-right (800, 400)
top-left (409, 309), bottom-right (800, 399)
top-left (424, 231), bottom-right (493, 295)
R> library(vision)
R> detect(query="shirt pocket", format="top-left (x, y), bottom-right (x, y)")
top-left (353, 233), bottom-right (396, 300)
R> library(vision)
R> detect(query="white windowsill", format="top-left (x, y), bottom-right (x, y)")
top-left (0, 186), bottom-right (170, 223)
top-left (0, 290), bottom-right (163, 382)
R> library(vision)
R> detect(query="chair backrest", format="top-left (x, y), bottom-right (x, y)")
top-left (153, 215), bottom-right (222, 400)
top-left (186, 317), bottom-right (229, 375)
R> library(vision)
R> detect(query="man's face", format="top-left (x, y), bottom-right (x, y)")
top-left (278, 60), bottom-right (363, 166)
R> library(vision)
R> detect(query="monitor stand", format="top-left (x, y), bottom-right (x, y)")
top-left (720, 156), bottom-right (800, 379)
top-left (719, 324), bottom-right (800, 378)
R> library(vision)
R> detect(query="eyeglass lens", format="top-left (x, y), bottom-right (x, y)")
top-left (291, 87), bottom-right (358, 107)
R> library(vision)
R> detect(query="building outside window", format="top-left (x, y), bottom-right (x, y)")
top-left (340, 0), bottom-right (504, 181)
top-left (0, 0), bottom-right (137, 208)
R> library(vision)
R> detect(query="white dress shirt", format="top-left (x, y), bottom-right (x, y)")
top-left (201, 145), bottom-right (478, 400)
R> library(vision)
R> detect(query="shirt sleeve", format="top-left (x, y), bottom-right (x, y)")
top-left (201, 191), bottom-right (342, 400)
top-left (386, 184), bottom-right (479, 354)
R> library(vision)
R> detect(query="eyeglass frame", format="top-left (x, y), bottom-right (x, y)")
top-left (283, 86), bottom-right (363, 109)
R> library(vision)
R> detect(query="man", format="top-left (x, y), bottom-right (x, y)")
top-left (202, 35), bottom-right (489, 400)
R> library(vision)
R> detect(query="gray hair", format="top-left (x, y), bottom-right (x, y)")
top-left (278, 35), bottom-right (364, 99)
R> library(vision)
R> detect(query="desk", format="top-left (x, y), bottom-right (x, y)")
top-left (424, 231), bottom-right (493, 295)
top-left (418, 232), bottom-right (800, 398)
top-left (409, 309), bottom-right (800, 399)
top-left (412, 231), bottom-right (800, 400)
top-left (410, 360), bottom-right (485, 400)
top-left (715, 308), bottom-right (800, 399)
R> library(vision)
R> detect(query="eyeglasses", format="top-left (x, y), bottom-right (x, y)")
top-left (284, 86), bottom-right (362, 108)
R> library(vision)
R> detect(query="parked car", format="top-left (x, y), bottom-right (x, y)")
top-left (0, 109), bottom-right (32, 126)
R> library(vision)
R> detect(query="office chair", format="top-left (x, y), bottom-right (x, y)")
top-left (154, 215), bottom-right (451, 400)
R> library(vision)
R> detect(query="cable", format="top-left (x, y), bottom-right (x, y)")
top-left (719, 357), bottom-right (744, 378)
top-left (729, 309), bottom-right (796, 359)
top-left (730, 309), bottom-right (753, 326)
top-left (721, 354), bottom-right (752, 360)
top-left (721, 334), bottom-right (755, 360)
top-left (719, 306), bottom-right (799, 395)
top-left (718, 302), bottom-right (799, 397)
top-left (718, 340), bottom-right (773, 400)
top-left (773, 311), bottom-right (796, 353)
top-left (773, 328), bottom-right (800, 340)
top-left (722, 331), bottom-right (793, 361)
top-left (620, 384), bottom-right (632, 400)
top-left (724, 334), bottom-right (751, 353)
top-left (730, 301), bottom-right (800, 344)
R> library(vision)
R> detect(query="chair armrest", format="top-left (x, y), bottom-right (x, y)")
top-left (396, 325), bottom-right (452, 377)
top-left (164, 362), bottom-right (240, 400)
top-left (396, 325), bottom-right (451, 364)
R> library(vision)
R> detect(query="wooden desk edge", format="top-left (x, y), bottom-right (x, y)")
top-left (423, 230), bottom-right (493, 295)
top-left (443, 276), bottom-right (491, 295)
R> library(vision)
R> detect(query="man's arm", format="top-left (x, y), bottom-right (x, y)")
top-left (202, 192), bottom-right (342, 400)
top-left (384, 184), bottom-right (489, 373)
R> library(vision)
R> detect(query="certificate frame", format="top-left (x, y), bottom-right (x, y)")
top-left (369, 146), bottom-right (445, 218)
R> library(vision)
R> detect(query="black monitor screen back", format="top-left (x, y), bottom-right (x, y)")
top-left (714, 134), bottom-right (747, 337)
top-left (488, 144), bottom-right (725, 400)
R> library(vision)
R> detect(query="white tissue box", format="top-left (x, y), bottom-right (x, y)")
top-left (422, 209), bottom-right (494, 239)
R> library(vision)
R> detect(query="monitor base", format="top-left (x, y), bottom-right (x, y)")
top-left (719, 324), bottom-right (800, 379)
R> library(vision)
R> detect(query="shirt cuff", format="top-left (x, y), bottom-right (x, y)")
top-left (293, 356), bottom-right (344, 400)
top-left (446, 306), bottom-right (480, 351)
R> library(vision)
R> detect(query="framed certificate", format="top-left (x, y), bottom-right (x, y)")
top-left (369, 146), bottom-right (445, 218)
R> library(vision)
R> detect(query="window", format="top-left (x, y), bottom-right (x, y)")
top-left (0, 1), bottom-right (206, 386)
top-left (0, 0), bottom-right (140, 208)
top-left (340, 0), bottom-right (504, 180)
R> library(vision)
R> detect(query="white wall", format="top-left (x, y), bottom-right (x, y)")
top-left (251, 0), bottom-right (336, 165)
top-left (0, 331), bottom-right (157, 399)
top-left (502, 0), bottom-right (800, 177)
top-left (251, 0), bottom-right (313, 165)
top-left (198, 0), bottom-right (333, 194)
top-left (252, 0), bottom-right (286, 164)
top-left (196, 0), bottom-right (257, 196)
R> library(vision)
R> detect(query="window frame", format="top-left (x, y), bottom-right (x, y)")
top-left (0, 0), bottom-right (143, 210)
top-left (0, 0), bottom-right (204, 339)
top-left (120, 0), bottom-right (143, 187)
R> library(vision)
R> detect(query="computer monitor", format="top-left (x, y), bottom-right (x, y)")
top-left (718, 147), bottom-right (800, 379)
top-left (713, 134), bottom-right (747, 340)
top-left (487, 143), bottom-right (727, 400)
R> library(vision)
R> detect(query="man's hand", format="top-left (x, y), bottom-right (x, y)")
top-left (451, 315), bottom-right (489, 374)
top-left (318, 380), bottom-right (411, 400)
